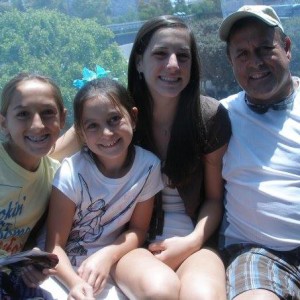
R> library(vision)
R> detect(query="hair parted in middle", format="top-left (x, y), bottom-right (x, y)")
top-left (128, 15), bottom-right (205, 187)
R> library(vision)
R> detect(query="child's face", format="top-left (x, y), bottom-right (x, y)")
top-left (81, 95), bottom-right (137, 174)
top-left (0, 79), bottom-right (65, 171)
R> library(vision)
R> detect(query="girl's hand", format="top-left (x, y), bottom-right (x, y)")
top-left (77, 250), bottom-right (113, 295)
top-left (21, 265), bottom-right (50, 288)
top-left (68, 281), bottom-right (95, 300)
top-left (148, 235), bottom-right (198, 270)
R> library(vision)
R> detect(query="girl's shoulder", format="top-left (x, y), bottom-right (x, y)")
top-left (200, 95), bottom-right (222, 116)
top-left (134, 145), bottom-right (160, 164)
top-left (200, 95), bottom-right (230, 125)
top-left (42, 155), bottom-right (61, 175)
top-left (59, 149), bottom-right (88, 166)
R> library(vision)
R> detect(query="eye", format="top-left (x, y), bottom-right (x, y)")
top-left (176, 52), bottom-right (190, 62)
top-left (260, 46), bottom-right (274, 55)
top-left (108, 115), bottom-right (121, 125)
top-left (236, 51), bottom-right (247, 60)
top-left (41, 109), bottom-right (56, 118)
top-left (153, 51), bottom-right (167, 59)
top-left (16, 111), bottom-right (30, 119)
top-left (85, 122), bottom-right (98, 131)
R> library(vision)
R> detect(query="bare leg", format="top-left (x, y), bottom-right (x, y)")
top-left (112, 248), bottom-right (180, 300)
top-left (177, 247), bottom-right (226, 300)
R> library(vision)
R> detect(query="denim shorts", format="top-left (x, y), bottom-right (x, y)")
top-left (222, 244), bottom-right (300, 300)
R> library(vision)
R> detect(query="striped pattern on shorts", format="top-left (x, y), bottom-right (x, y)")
top-left (223, 244), bottom-right (300, 300)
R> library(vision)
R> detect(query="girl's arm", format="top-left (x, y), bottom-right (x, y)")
top-left (77, 197), bottom-right (154, 295)
top-left (192, 143), bottom-right (227, 246)
top-left (46, 186), bottom-right (94, 298)
top-left (148, 144), bottom-right (228, 270)
top-left (50, 126), bottom-right (80, 161)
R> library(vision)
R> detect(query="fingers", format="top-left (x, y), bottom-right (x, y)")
top-left (93, 276), bottom-right (107, 295)
top-left (68, 282), bottom-right (95, 300)
top-left (78, 268), bottom-right (106, 295)
top-left (148, 241), bottom-right (165, 254)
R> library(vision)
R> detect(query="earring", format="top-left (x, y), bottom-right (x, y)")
top-left (138, 72), bottom-right (143, 80)
top-left (83, 144), bottom-right (89, 152)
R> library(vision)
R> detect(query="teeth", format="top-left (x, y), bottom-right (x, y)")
top-left (102, 139), bottom-right (118, 147)
top-left (250, 72), bottom-right (268, 79)
top-left (27, 135), bottom-right (48, 142)
top-left (160, 76), bottom-right (179, 82)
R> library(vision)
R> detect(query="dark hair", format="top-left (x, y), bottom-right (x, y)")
top-left (1, 72), bottom-right (64, 116)
top-left (226, 17), bottom-right (287, 56)
top-left (128, 15), bottom-right (203, 187)
top-left (73, 77), bottom-right (136, 145)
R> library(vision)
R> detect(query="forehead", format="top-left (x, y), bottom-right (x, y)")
top-left (83, 96), bottom-right (121, 115)
top-left (10, 79), bottom-right (56, 107)
top-left (148, 27), bottom-right (191, 50)
top-left (16, 79), bottom-right (52, 94)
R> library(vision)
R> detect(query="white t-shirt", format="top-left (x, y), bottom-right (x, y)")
top-left (220, 79), bottom-right (300, 251)
top-left (53, 145), bottom-right (163, 267)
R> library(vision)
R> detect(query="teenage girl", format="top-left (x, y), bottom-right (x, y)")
top-left (42, 78), bottom-right (163, 299)
top-left (0, 72), bottom-right (66, 298)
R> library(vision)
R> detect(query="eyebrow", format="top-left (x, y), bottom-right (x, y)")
top-left (153, 44), bottom-right (190, 50)
top-left (12, 103), bottom-right (58, 111)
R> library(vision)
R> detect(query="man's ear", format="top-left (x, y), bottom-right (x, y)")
top-left (284, 36), bottom-right (292, 61)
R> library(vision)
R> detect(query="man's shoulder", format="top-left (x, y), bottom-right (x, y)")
top-left (220, 91), bottom-right (244, 109)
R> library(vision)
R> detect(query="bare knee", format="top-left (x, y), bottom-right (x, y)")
top-left (114, 249), bottom-right (180, 300)
top-left (179, 282), bottom-right (226, 300)
top-left (135, 272), bottom-right (180, 300)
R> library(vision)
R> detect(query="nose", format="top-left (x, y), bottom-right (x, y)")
top-left (167, 53), bottom-right (179, 70)
top-left (102, 126), bottom-right (113, 136)
top-left (250, 51), bottom-right (264, 67)
top-left (31, 113), bottom-right (44, 129)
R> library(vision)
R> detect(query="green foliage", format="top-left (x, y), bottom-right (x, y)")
top-left (189, 0), bottom-right (222, 17)
top-left (70, 0), bottom-right (111, 24)
top-left (190, 17), bottom-right (239, 99)
top-left (138, 0), bottom-right (173, 21)
top-left (0, 0), bottom-right (175, 24)
top-left (173, 0), bottom-right (188, 13)
top-left (0, 9), bottom-right (127, 128)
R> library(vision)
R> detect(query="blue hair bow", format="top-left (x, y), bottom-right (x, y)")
top-left (73, 65), bottom-right (110, 89)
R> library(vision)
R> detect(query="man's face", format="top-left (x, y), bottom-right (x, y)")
top-left (228, 20), bottom-right (292, 105)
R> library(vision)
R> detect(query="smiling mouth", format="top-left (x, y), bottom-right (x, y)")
top-left (101, 138), bottom-right (119, 148)
top-left (26, 135), bottom-right (49, 142)
top-left (250, 71), bottom-right (270, 80)
top-left (160, 76), bottom-right (180, 83)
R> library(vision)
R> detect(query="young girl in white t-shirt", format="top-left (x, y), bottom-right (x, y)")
top-left (43, 77), bottom-right (163, 299)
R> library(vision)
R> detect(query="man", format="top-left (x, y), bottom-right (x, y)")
top-left (218, 5), bottom-right (300, 300)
